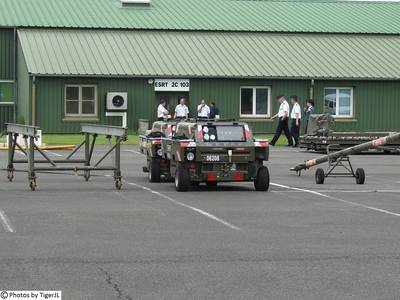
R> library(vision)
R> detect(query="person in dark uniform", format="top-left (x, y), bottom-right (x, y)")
top-left (209, 101), bottom-right (220, 119)
top-left (270, 95), bottom-right (293, 146)
top-left (303, 99), bottom-right (315, 134)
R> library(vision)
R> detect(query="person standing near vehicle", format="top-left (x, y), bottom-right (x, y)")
top-left (290, 95), bottom-right (301, 147)
top-left (303, 99), bottom-right (315, 134)
top-left (174, 97), bottom-right (189, 120)
top-left (197, 99), bottom-right (210, 119)
top-left (209, 101), bottom-right (220, 119)
top-left (157, 99), bottom-right (169, 121)
top-left (270, 95), bottom-right (293, 146)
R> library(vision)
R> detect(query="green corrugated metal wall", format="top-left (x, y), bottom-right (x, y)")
top-left (0, 28), bottom-right (14, 80)
top-left (29, 77), bottom-right (400, 134)
top-left (0, 104), bottom-right (14, 131)
top-left (314, 80), bottom-right (400, 132)
top-left (35, 77), bottom-right (154, 133)
top-left (34, 77), bottom-right (310, 133)
top-left (16, 39), bottom-right (30, 125)
top-left (190, 79), bottom-right (310, 133)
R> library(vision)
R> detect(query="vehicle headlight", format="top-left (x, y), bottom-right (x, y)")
top-left (157, 149), bottom-right (163, 156)
top-left (186, 152), bottom-right (195, 161)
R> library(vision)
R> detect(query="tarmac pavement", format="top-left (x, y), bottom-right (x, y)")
top-left (0, 146), bottom-right (400, 299)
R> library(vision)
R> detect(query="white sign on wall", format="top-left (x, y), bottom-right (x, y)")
top-left (154, 79), bottom-right (190, 92)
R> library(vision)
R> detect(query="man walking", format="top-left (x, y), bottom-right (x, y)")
top-left (290, 95), bottom-right (301, 147)
top-left (197, 99), bottom-right (210, 119)
top-left (270, 95), bottom-right (292, 146)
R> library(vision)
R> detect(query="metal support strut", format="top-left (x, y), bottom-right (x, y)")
top-left (4, 123), bottom-right (127, 191)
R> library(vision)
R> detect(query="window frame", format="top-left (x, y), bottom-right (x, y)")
top-left (239, 86), bottom-right (271, 118)
top-left (324, 87), bottom-right (354, 118)
top-left (64, 84), bottom-right (98, 118)
top-left (0, 80), bottom-right (15, 104)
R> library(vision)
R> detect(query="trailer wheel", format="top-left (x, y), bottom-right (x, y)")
top-left (7, 170), bottom-right (14, 182)
top-left (175, 167), bottom-right (190, 192)
top-left (355, 168), bottom-right (365, 185)
top-left (29, 179), bottom-right (37, 191)
top-left (115, 179), bottom-right (122, 190)
top-left (84, 170), bottom-right (90, 181)
top-left (315, 168), bottom-right (325, 184)
top-left (148, 159), bottom-right (161, 182)
top-left (254, 166), bottom-right (270, 191)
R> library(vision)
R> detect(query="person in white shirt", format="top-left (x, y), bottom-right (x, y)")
top-left (197, 99), bottom-right (210, 119)
top-left (270, 95), bottom-right (293, 146)
top-left (290, 95), bottom-right (301, 147)
top-left (157, 99), bottom-right (169, 121)
top-left (174, 97), bottom-right (189, 120)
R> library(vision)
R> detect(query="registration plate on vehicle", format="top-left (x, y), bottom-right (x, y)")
top-left (206, 155), bottom-right (220, 162)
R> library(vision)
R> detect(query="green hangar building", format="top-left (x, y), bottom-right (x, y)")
top-left (1, 0), bottom-right (400, 133)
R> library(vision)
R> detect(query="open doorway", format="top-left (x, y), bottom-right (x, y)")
top-left (155, 92), bottom-right (189, 118)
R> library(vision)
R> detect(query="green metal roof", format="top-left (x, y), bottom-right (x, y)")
top-left (3, 0), bottom-right (400, 34)
top-left (18, 29), bottom-right (400, 79)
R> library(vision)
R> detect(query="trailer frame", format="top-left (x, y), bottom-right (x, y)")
top-left (4, 123), bottom-right (127, 191)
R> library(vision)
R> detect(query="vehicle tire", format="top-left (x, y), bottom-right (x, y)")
top-left (315, 168), bottom-right (325, 184)
top-left (206, 181), bottom-right (218, 187)
top-left (148, 159), bottom-right (161, 183)
top-left (175, 167), bottom-right (190, 192)
top-left (355, 168), bottom-right (365, 185)
top-left (254, 166), bottom-right (270, 191)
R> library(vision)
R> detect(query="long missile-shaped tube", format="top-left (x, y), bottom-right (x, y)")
top-left (291, 132), bottom-right (400, 172)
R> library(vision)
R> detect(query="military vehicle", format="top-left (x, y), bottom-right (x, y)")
top-left (160, 120), bottom-right (270, 192)
top-left (139, 120), bottom-right (176, 182)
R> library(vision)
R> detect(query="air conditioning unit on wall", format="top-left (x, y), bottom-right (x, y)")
top-left (106, 92), bottom-right (128, 111)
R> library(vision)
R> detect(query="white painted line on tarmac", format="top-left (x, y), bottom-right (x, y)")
top-left (0, 209), bottom-right (15, 233)
top-left (123, 180), bottom-right (241, 231)
top-left (44, 150), bottom-right (63, 157)
top-left (271, 182), bottom-right (400, 218)
top-left (112, 190), bottom-right (167, 217)
top-left (272, 190), bottom-right (400, 194)
top-left (124, 149), bottom-right (143, 155)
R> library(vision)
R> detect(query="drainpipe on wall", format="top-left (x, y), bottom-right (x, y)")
top-left (31, 76), bottom-right (36, 126)
top-left (309, 79), bottom-right (315, 100)
top-left (13, 27), bottom-right (17, 123)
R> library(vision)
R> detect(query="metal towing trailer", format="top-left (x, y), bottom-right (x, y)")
top-left (4, 123), bottom-right (127, 190)
top-left (300, 114), bottom-right (400, 153)
top-left (291, 132), bottom-right (400, 184)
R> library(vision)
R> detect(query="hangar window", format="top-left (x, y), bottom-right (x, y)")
top-left (240, 87), bottom-right (270, 118)
top-left (324, 87), bottom-right (353, 117)
top-left (65, 85), bottom-right (97, 117)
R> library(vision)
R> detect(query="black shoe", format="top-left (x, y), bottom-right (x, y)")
top-left (292, 144), bottom-right (298, 148)
top-left (287, 144), bottom-right (293, 147)
top-left (270, 143), bottom-right (275, 147)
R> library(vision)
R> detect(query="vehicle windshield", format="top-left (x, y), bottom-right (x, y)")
top-left (202, 125), bottom-right (245, 142)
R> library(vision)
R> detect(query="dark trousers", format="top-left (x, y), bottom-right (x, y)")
top-left (271, 118), bottom-right (292, 146)
top-left (291, 119), bottom-right (301, 146)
